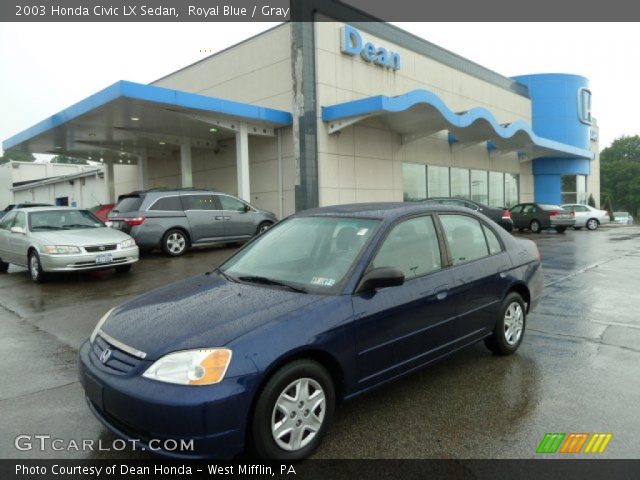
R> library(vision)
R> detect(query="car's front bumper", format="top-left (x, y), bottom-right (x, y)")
top-left (40, 246), bottom-right (139, 272)
top-left (78, 340), bottom-right (254, 458)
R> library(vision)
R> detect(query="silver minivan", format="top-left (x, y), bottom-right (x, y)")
top-left (107, 188), bottom-right (278, 256)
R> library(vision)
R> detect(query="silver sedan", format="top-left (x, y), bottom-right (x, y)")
top-left (0, 207), bottom-right (139, 282)
top-left (561, 204), bottom-right (610, 231)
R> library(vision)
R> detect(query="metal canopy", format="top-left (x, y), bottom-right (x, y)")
top-left (322, 89), bottom-right (595, 161)
top-left (2, 80), bottom-right (293, 164)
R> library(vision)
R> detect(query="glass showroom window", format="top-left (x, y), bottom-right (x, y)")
top-left (470, 169), bottom-right (488, 204)
top-left (561, 175), bottom-right (578, 204)
top-left (504, 173), bottom-right (519, 208)
top-left (576, 174), bottom-right (587, 204)
top-left (402, 163), bottom-right (427, 202)
top-left (427, 165), bottom-right (450, 198)
top-left (450, 167), bottom-right (470, 199)
top-left (488, 171), bottom-right (505, 207)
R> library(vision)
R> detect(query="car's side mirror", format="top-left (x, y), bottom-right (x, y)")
top-left (357, 267), bottom-right (405, 294)
top-left (243, 204), bottom-right (251, 213)
top-left (10, 226), bottom-right (25, 234)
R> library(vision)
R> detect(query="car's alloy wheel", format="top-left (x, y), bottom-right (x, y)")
top-left (28, 252), bottom-right (47, 283)
top-left (162, 230), bottom-right (188, 256)
top-left (485, 292), bottom-right (526, 355)
top-left (252, 359), bottom-right (335, 460)
top-left (271, 378), bottom-right (326, 452)
top-left (257, 222), bottom-right (272, 235)
top-left (503, 302), bottom-right (524, 346)
top-left (530, 220), bottom-right (541, 233)
top-left (586, 218), bottom-right (599, 231)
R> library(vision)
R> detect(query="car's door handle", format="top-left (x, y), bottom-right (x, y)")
top-left (434, 285), bottom-right (449, 301)
top-left (215, 216), bottom-right (223, 220)
top-left (224, 216), bottom-right (231, 221)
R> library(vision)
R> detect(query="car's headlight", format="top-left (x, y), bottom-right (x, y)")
top-left (143, 349), bottom-right (232, 386)
top-left (43, 245), bottom-right (81, 254)
top-left (119, 239), bottom-right (136, 249)
top-left (90, 307), bottom-right (115, 343)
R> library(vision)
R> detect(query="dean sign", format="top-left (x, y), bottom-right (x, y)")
top-left (341, 25), bottom-right (402, 71)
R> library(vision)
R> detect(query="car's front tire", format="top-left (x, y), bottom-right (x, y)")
top-left (252, 359), bottom-right (335, 460)
top-left (485, 292), bottom-right (526, 355)
top-left (256, 221), bottom-right (273, 235)
top-left (28, 251), bottom-right (47, 283)
top-left (586, 218), bottom-right (599, 231)
top-left (0, 259), bottom-right (8, 273)
top-left (162, 229), bottom-right (188, 256)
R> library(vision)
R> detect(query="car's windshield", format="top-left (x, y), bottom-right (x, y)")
top-left (29, 210), bottom-right (104, 231)
top-left (221, 216), bottom-right (381, 294)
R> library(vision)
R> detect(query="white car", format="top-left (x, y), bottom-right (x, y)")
top-left (561, 204), bottom-right (610, 231)
top-left (613, 212), bottom-right (634, 225)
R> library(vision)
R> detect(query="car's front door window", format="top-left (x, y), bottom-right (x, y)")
top-left (371, 216), bottom-right (442, 280)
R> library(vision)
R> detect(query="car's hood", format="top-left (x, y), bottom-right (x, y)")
top-left (33, 227), bottom-right (132, 245)
top-left (100, 274), bottom-right (326, 360)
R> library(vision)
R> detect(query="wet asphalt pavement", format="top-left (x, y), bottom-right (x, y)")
top-left (0, 226), bottom-right (639, 459)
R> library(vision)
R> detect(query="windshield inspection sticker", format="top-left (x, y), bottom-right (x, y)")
top-left (357, 228), bottom-right (369, 236)
top-left (311, 277), bottom-right (336, 287)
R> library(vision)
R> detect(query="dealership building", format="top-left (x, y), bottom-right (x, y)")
top-left (2, 20), bottom-right (600, 217)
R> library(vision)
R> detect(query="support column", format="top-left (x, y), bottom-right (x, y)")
top-left (236, 123), bottom-right (250, 201)
top-left (104, 161), bottom-right (116, 203)
top-left (180, 138), bottom-right (193, 188)
top-left (137, 148), bottom-right (149, 190)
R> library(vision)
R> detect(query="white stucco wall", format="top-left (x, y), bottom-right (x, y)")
top-left (314, 21), bottom-right (534, 206)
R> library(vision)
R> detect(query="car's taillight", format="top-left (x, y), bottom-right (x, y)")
top-left (502, 209), bottom-right (511, 219)
top-left (549, 210), bottom-right (558, 217)
top-left (124, 216), bottom-right (146, 226)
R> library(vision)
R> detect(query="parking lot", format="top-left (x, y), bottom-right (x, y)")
top-left (0, 225), bottom-right (639, 459)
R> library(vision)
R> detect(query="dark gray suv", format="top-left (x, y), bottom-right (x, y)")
top-left (107, 189), bottom-right (277, 256)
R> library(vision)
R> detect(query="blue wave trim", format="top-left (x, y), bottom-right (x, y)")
top-left (3, 80), bottom-right (293, 151)
top-left (322, 89), bottom-right (594, 160)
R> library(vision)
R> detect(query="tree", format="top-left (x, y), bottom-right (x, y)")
top-left (600, 135), bottom-right (640, 217)
top-left (0, 150), bottom-right (35, 164)
top-left (50, 155), bottom-right (88, 165)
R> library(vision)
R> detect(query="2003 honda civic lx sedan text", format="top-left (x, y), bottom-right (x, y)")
top-left (79, 203), bottom-right (543, 460)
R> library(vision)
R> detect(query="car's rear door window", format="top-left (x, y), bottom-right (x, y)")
top-left (482, 224), bottom-right (502, 255)
top-left (0, 211), bottom-right (17, 230)
top-left (149, 196), bottom-right (183, 211)
top-left (372, 216), bottom-right (442, 279)
top-left (439, 214), bottom-right (490, 265)
top-left (182, 195), bottom-right (219, 210)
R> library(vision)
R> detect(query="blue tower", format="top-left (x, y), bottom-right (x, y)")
top-left (512, 74), bottom-right (593, 205)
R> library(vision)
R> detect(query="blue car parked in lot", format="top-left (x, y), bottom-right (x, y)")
top-left (79, 203), bottom-right (543, 459)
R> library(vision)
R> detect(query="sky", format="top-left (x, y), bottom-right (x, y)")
top-left (1, 22), bottom-right (638, 158)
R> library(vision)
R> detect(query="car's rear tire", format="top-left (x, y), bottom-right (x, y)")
top-left (485, 292), bottom-right (526, 355)
top-left (0, 259), bottom-right (8, 273)
top-left (251, 359), bottom-right (335, 460)
top-left (256, 221), bottom-right (273, 235)
top-left (530, 220), bottom-right (541, 234)
top-left (556, 226), bottom-right (567, 233)
top-left (162, 229), bottom-right (188, 256)
top-left (586, 218), bottom-right (599, 231)
top-left (28, 251), bottom-right (48, 283)
top-left (114, 264), bottom-right (132, 274)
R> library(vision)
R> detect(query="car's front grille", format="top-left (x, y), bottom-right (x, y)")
top-left (91, 334), bottom-right (142, 375)
top-left (85, 244), bottom-right (117, 252)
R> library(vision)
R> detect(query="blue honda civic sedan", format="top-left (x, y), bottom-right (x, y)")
top-left (79, 203), bottom-right (543, 459)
